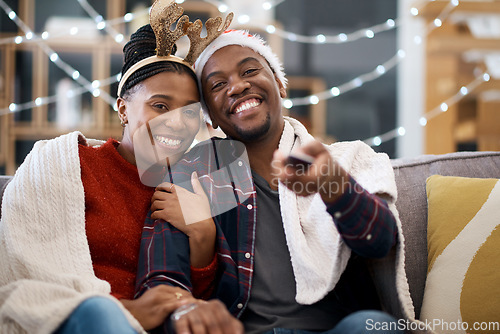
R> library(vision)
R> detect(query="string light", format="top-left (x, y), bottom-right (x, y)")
top-left (363, 0), bottom-right (478, 147)
top-left (283, 50), bottom-right (402, 108)
top-left (0, 0), bottom-right (117, 115)
top-left (0, 0), bottom-right (492, 152)
top-left (78, 0), bottom-right (125, 46)
top-left (255, 18), bottom-right (399, 44)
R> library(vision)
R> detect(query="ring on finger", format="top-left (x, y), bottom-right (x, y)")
top-left (175, 292), bottom-right (182, 300)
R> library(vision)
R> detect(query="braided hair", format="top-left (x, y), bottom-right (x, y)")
top-left (119, 24), bottom-right (198, 98)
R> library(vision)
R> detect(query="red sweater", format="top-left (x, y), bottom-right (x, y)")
top-left (79, 139), bottom-right (216, 300)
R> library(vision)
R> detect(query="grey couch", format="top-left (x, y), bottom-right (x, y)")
top-left (1, 150), bottom-right (500, 323)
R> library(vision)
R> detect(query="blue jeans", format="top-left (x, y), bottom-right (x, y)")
top-left (54, 296), bottom-right (137, 334)
top-left (262, 310), bottom-right (404, 334)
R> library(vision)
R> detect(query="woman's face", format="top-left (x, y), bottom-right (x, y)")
top-left (118, 70), bottom-right (201, 171)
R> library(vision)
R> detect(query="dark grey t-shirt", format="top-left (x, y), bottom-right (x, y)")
top-left (242, 172), bottom-right (352, 334)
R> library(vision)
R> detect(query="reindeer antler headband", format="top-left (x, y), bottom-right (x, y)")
top-left (117, 0), bottom-right (233, 97)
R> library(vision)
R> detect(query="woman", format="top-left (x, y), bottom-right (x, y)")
top-left (0, 20), bottom-right (223, 334)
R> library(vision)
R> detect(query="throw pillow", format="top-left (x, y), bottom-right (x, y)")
top-left (420, 175), bottom-right (500, 334)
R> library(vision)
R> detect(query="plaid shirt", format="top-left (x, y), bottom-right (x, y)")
top-left (135, 137), bottom-right (397, 318)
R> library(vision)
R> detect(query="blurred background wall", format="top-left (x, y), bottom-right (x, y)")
top-left (0, 0), bottom-right (499, 174)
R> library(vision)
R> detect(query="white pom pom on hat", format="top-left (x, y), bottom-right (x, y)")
top-left (194, 29), bottom-right (287, 123)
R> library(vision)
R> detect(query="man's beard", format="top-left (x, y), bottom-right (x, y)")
top-left (232, 113), bottom-right (271, 142)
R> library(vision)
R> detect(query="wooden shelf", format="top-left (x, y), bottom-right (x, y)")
top-left (423, 1), bottom-right (500, 154)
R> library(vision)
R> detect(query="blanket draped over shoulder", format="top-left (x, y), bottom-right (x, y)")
top-left (0, 132), bottom-right (145, 334)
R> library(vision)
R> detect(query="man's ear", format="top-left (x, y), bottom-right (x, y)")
top-left (274, 74), bottom-right (287, 98)
top-left (116, 97), bottom-right (128, 124)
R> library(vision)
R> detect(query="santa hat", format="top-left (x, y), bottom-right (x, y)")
top-left (194, 30), bottom-right (287, 121)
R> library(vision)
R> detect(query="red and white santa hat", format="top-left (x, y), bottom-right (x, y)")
top-left (194, 30), bottom-right (287, 121)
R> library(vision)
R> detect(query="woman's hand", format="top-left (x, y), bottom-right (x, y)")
top-left (121, 285), bottom-right (195, 331)
top-left (151, 172), bottom-right (216, 268)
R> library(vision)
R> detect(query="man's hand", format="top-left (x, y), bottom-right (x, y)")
top-left (121, 285), bottom-right (194, 330)
top-left (173, 299), bottom-right (244, 334)
top-left (272, 140), bottom-right (350, 204)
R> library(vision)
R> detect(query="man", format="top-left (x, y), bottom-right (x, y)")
top-left (137, 30), bottom-right (415, 333)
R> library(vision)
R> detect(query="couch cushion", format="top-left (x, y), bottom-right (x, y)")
top-left (391, 151), bottom-right (500, 319)
top-left (0, 175), bottom-right (13, 218)
top-left (420, 175), bottom-right (500, 332)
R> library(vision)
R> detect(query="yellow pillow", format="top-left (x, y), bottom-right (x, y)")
top-left (420, 175), bottom-right (500, 334)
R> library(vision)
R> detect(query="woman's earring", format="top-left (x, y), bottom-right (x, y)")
top-left (120, 119), bottom-right (128, 127)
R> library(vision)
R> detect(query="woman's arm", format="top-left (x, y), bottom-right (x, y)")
top-left (150, 172), bottom-right (216, 268)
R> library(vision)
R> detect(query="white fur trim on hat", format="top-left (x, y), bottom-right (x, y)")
top-left (194, 30), bottom-right (287, 123)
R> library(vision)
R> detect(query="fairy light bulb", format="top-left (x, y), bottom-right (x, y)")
top-left (50, 53), bottom-right (59, 62)
top-left (97, 21), bottom-right (106, 30)
top-left (283, 99), bottom-right (293, 109)
top-left (124, 13), bottom-right (134, 22)
top-left (331, 87), bottom-right (340, 96)
top-left (218, 4), bottom-right (228, 13)
top-left (309, 95), bottom-right (319, 105)
top-left (316, 34), bottom-right (326, 43)
top-left (262, 2), bottom-right (272, 10)
top-left (419, 117), bottom-right (428, 126)
top-left (372, 137), bottom-right (382, 146)
top-left (440, 103), bottom-right (448, 112)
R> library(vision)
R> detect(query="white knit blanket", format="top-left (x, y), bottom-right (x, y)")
top-left (278, 117), bottom-right (411, 311)
top-left (0, 132), bottom-right (145, 334)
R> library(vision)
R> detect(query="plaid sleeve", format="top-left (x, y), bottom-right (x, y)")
top-left (326, 176), bottom-right (398, 258)
top-left (135, 212), bottom-right (193, 298)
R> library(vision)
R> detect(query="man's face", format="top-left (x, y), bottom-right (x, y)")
top-left (200, 45), bottom-right (286, 143)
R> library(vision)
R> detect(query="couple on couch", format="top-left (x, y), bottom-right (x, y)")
top-left (0, 1), bottom-right (414, 333)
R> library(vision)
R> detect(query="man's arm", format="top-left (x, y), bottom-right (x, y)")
top-left (272, 140), bottom-right (398, 258)
top-left (324, 175), bottom-right (397, 258)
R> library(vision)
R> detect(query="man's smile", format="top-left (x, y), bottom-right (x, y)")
top-left (231, 97), bottom-right (262, 115)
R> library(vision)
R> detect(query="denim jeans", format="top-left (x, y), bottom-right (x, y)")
top-left (54, 296), bottom-right (137, 334)
top-left (261, 310), bottom-right (404, 334)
